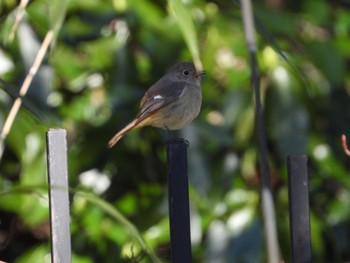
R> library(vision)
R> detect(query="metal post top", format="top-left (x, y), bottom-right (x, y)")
top-left (166, 139), bottom-right (189, 147)
top-left (288, 154), bottom-right (308, 159)
top-left (47, 128), bottom-right (67, 134)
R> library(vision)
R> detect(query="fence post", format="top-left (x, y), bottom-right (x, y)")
top-left (46, 128), bottom-right (72, 263)
top-left (287, 154), bottom-right (311, 263)
top-left (166, 140), bottom-right (192, 263)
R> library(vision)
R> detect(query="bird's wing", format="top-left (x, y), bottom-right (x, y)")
top-left (136, 81), bottom-right (186, 123)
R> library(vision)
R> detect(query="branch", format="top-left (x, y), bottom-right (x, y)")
top-left (0, 30), bottom-right (54, 158)
top-left (9, 0), bottom-right (30, 42)
top-left (341, 134), bottom-right (350, 157)
top-left (241, 0), bottom-right (280, 262)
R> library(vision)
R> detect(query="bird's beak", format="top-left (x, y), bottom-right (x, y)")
top-left (194, 71), bottom-right (206, 77)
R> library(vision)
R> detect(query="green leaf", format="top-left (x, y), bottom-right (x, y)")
top-left (14, 245), bottom-right (50, 263)
top-left (255, 6), bottom-right (295, 36)
top-left (77, 191), bottom-right (162, 263)
top-left (168, 0), bottom-right (201, 68)
top-left (48, 0), bottom-right (70, 33)
top-left (306, 41), bottom-right (346, 86)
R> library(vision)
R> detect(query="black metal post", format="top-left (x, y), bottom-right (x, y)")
top-left (46, 128), bottom-right (72, 263)
top-left (166, 140), bottom-right (192, 263)
top-left (287, 154), bottom-right (311, 263)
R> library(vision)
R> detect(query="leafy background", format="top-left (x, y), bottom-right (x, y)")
top-left (0, 0), bottom-right (350, 262)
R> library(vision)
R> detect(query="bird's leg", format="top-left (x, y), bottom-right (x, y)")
top-left (166, 126), bottom-right (178, 140)
top-left (165, 126), bottom-right (190, 147)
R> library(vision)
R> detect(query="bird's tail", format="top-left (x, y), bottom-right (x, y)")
top-left (107, 119), bottom-right (138, 148)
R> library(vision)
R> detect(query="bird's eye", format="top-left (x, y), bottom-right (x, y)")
top-left (183, 70), bottom-right (189, 75)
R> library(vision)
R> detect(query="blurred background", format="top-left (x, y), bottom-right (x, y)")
top-left (0, 0), bottom-right (350, 262)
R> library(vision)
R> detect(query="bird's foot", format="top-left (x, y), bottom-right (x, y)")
top-left (165, 127), bottom-right (190, 147)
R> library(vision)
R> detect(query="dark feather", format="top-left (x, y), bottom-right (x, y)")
top-left (136, 81), bottom-right (186, 122)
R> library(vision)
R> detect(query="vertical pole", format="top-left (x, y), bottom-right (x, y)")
top-left (46, 128), bottom-right (72, 263)
top-left (287, 154), bottom-right (312, 263)
top-left (241, 0), bottom-right (280, 261)
top-left (166, 140), bottom-right (192, 263)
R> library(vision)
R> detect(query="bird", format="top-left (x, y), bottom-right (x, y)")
top-left (107, 62), bottom-right (205, 148)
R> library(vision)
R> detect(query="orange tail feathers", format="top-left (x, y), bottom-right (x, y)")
top-left (107, 119), bottom-right (138, 148)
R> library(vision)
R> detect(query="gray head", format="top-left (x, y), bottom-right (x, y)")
top-left (166, 62), bottom-right (205, 84)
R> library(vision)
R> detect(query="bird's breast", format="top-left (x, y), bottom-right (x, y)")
top-left (158, 85), bottom-right (202, 130)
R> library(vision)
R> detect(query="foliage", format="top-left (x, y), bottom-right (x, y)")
top-left (0, 0), bottom-right (350, 262)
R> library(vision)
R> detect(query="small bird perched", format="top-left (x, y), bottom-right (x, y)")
top-left (107, 62), bottom-right (205, 148)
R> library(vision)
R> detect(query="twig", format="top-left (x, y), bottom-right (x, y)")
top-left (80, 191), bottom-right (162, 263)
top-left (241, 0), bottom-right (280, 262)
top-left (9, 0), bottom-right (30, 42)
top-left (0, 30), bottom-right (54, 154)
top-left (123, 245), bottom-right (146, 263)
top-left (341, 134), bottom-right (350, 157)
